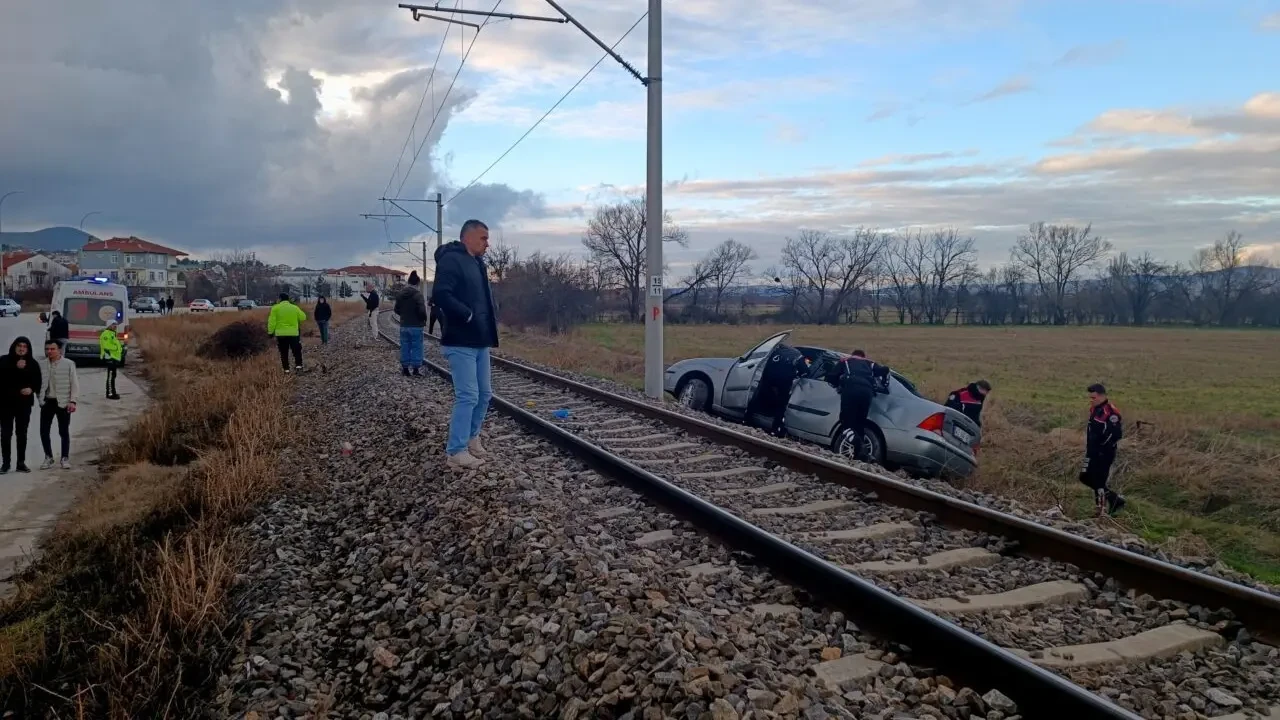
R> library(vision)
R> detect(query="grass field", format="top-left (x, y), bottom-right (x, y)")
top-left (500, 323), bottom-right (1280, 583)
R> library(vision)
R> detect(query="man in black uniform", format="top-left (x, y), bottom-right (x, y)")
top-left (1081, 383), bottom-right (1125, 516)
top-left (748, 343), bottom-right (806, 436)
top-left (826, 350), bottom-right (889, 461)
top-left (945, 380), bottom-right (992, 427)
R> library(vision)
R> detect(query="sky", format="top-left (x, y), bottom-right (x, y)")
top-left (1, 0), bottom-right (1278, 277)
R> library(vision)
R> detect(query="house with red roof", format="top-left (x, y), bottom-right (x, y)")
top-left (331, 264), bottom-right (407, 288)
top-left (2, 250), bottom-right (74, 291)
top-left (80, 237), bottom-right (189, 297)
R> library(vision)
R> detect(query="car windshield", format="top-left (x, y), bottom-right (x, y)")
top-left (891, 372), bottom-right (924, 398)
top-left (64, 298), bottom-right (124, 327)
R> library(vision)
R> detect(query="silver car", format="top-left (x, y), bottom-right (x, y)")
top-left (663, 331), bottom-right (982, 479)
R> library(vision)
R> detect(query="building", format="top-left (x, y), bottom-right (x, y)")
top-left (331, 264), bottom-right (406, 288)
top-left (272, 264), bottom-right (406, 302)
top-left (1, 251), bottom-right (74, 291)
top-left (79, 237), bottom-right (189, 297)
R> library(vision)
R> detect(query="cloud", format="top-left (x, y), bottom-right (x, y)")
top-left (866, 101), bottom-right (901, 122)
top-left (1053, 40), bottom-right (1127, 67)
top-left (1261, 12), bottom-right (1280, 32)
top-left (859, 150), bottom-right (979, 167)
top-left (967, 75), bottom-right (1033, 104)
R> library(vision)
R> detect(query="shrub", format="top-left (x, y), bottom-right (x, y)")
top-left (197, 319), bottom-right (270, 360)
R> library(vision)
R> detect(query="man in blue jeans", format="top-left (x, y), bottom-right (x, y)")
top-left (394, 271), bottom-right (428, 376)
top-left (431, 219), bottom-right (498, 470)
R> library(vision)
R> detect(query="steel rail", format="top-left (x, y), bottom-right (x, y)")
top-left (410, 327), bottom-right (1280, 643)
top-left (378, 323), bottom-right (1139, 719)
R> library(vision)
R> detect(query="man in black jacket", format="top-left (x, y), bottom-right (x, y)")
top-left (945, 380), bottom-right (991, 427)
top-left (747, 344), bottom-right (806, 437)
top-left (0, 336), bottom-right (42, 473)
top-left (1081, 383), bottom-right (1125, 516)
top-left (394, 273), bottom-right (428, 376)
top-left (47, 311), bottom-right (69, 351)
top-left (360, 283), bottom-right (381, 340)
top-left (826, 350), bottom-right (889, 461)
top-left (431, 219), bottom-right (499, 470)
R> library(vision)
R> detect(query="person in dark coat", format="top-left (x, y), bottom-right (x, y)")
top-left (747, 344), bottom-right (807, 437)
top-left (825, 349), bottom-right (890, 461)
top-left (314, 296), bottom-right (333, 344)
top-left (394, 272), bottom-right (428, 376)
top-left (431, 219), bottom-right (499, 470)
top-left (360, 283), bottom-right (381, 340)
top-left (1081, 383), bottom-right (1125, 516)
top-left (47, 310), bottom-right (69, 351)
top-left (945, 380), bottom-right (991, 427)
top-left (165, 296), bottom-right (175, 314)
top-left (0, 336), bottom-right (42, 473)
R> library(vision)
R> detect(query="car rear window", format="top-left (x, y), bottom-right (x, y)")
top-left (64, 298), bottom-right (124, 327)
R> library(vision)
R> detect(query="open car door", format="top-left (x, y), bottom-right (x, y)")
top-left (719, 331), bottom-right (791, 414)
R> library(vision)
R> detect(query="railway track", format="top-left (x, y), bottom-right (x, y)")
top-left (380, 315), bottom-right (1280, 719)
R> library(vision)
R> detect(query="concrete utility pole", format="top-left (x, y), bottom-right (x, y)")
top-left (0, 191), bottom-right (25, 299)
top-left (397, 1), bottom-right (664, 397)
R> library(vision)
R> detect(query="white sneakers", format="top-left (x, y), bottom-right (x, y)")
top-left (468, 437), bottom-right (487, 458)
top-left (39, 458), bottom-right (70, 470)
top-left (447, 450), bottom-right (484, 469)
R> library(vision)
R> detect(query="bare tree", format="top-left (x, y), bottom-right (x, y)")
top-left (923, 228), bottom-right (979, 324)
top-left (499, 252), bottom-right (597, 333)
top-left (582, 196), bottom-right (688, 322)
top-left (827, 229), bottom-right (889, 324)
top-left (667, 259), bottom-right (715, 306)
top-left (1192, 230), bottom-right (1275, 325)
top-left (486, 242), bottom-right (517, 283)
top-left (704, 239), bottom-right (756, 314)
top-left (778, 230), bottom-right (840, 322)
top-left (1108, 252), bottom-right (1166, 325)
top-left (1010, 222), bottom-right (1112, 324)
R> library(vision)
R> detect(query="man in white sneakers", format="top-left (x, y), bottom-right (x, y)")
top-left (360, 282), bottom-right (381, 340)
top-left (39, 340), bottom-right (78, 470)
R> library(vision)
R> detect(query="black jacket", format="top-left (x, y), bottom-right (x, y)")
top-left (363, 290), bottom-right (380, 312)
top-left (394, 285), bottom-right (429, 328)
top-left (827, 356), bottom-right (888, 395)
top-left (428, 301), bottom-right (441, 335)
top-left (945, 383), bottom-right (986, 426)
top-left (1086, 401), bottom-right (1123, 456)
top-left (430, 241), bottom-right (498, 348)
top-left (314, 302), bottom-right (333, 323)
top-left (762, 345), bottom-right (805, 384)
top-left (48, 314), bottom-right (69, 341)
top-left (0, 337), bottom-right (42, 409)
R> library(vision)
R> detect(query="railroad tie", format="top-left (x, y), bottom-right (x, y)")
top-left (750, 603), bottom-right (800, 619)
top-left (798, 522), bottom-right (915, 542)
top-left (751, 500), bottom-right (856, 516)
top-left (593, 425), bottom-right (651, 435)
top-left (683, 562), bottom-right (727, 579)
top-left (1010, 623), bottom-right (1225, 669)
top-left (712, 482), bottom-right (798, 497)
top-left (634, 454), bottom-right (727, 468)
top-left (623, 443), bottom-right (700, 454)
top-left (593, 507), bottom-right (634, 520)
top-left (811, 654), bottom-right (885, 691)
top-left (913, 580), bottom-right (1088, 614)
top-left (1213, 706), bottom-right (1280, 720)
top-left (849, 547), bottom-right (1000, 574)
top-left (634, 529), bottom-right (676, 547)
top-left (600, 433), bottom-right (674, 444)
top-left (679, 466), bottom-right (768, 481)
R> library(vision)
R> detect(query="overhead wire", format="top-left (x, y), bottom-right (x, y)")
top-left (394, 0), bottom-right (505, 199)
top-left (445, 10), bottom-right (648, 207)
top-left (379, 0), bottom-right (463, 206)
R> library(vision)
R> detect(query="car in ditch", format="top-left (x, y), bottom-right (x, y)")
top-left (663, 331), bottom-right (982, 479)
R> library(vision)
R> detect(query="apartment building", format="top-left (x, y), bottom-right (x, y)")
top-left (1, 250), bottom-right (74, 291)
top-left (80, 237), bottom-right (189, 297)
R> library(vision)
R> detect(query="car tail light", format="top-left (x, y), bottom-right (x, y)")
top-left (917, 412), bottom-right (945, 435)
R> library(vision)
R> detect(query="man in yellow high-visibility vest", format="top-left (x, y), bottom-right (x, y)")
top-left (99, 322), bottom-right (123, 400)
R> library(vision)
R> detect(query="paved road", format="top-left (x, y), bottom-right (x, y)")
top-left (0, 312), bottom-right (149, 597)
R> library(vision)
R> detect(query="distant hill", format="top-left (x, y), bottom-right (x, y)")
top-left (0, 226), bottom-right (92, 252)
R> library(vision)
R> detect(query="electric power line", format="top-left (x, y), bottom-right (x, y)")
top-left (380, 0), bottom-right (463, 204)
top-left (394, 0), bottom-right (505, 199)
top-left (445, 11), bottom-right (647, 207)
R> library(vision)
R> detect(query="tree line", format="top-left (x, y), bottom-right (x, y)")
top-left (464, 197), bottom-right (1280, 332)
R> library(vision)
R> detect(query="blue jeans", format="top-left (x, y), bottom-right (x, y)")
top-left (442, 346), bottom-right (492, 456)
top-left (317, 321), bottom-right (330, 344)
top-left (399, 326), bottom-right (424, 368)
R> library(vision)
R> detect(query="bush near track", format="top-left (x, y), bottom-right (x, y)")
top-left (499, 322), bottom-right (1280, 584)
top-left (0, 302), bottom-right (360, 717)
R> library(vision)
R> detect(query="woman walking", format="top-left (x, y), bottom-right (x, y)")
top-left (315, 296), bottom-right (333, 344)
top-left (0, 337), bottom-right (43, 473)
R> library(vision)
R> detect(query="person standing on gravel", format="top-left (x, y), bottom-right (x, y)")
top-left (826, 350), bottom-right (889, 461)
top-left (394, 271), bottom-right (428, 377)
top-left (431, 219), bottom-right (497, 470)
top-left (360, 282), bottom-right (380, 340)
top-left (99, 322), bottom-right (123, 400)
top-left (0, 337), bottom-right (42, 474)
top-left (39, 340), bottom-right (78, 470)
top-left (267, 292), bottom-right (307, 373)
top-left (1081, 383), bottom-right (1125, 516)
top-left (314, 296), bottom-right (333, 345)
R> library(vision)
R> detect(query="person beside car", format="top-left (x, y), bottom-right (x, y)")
top-left (945, 380), bottom-right (991, 427)
top-left (826, 349), bottom-right (890, 461)
top-left (47, 310), bottom-right (69, 351)
top-left (748, 344), bottom-right (807, 437)
top-left (0, 336), bottom-right (42, 474)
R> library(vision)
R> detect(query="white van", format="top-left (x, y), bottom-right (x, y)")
top-left (42, 277), bottom-right (131, 363)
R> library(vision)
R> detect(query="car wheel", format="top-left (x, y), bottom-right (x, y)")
top-left (677, 376), bottom-right (710, 412)
top-left (833, 424), bottom-right (886, 465)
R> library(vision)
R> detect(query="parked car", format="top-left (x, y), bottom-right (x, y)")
top-left (189, 299), bottom-right (215, 312)
top-left (0, 298), bottom-right (20, 317)
top-left (663, 331), bottom-right (982, 479)
top-left (236, 299), bottom-right (258, 310)
top-left (131, 297), bottom-right (161, 313)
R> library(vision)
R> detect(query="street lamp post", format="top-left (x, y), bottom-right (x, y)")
top-left (0, 191), bottom-right (25, 298)
top-left (395, 0), bottom-right (665, 398)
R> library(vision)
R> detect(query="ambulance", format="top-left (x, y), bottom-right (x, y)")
top-left (41, 277), bottom-right (131, 363)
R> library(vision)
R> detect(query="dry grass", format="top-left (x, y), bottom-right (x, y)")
top-left (501, 323), bottom-right (1280, 582)
top-left (0, 306), bottom-right (338, 717)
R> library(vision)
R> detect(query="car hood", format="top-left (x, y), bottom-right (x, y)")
top-left (667, 357), bottom-right (736, 372)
